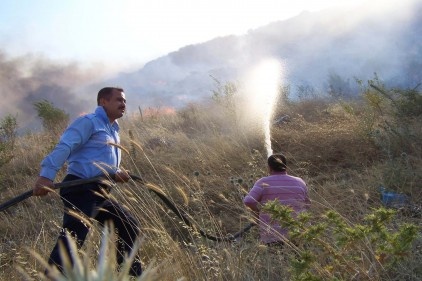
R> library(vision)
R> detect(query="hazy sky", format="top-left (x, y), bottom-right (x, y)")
top-left (0, 0), bottom-right (371, 72)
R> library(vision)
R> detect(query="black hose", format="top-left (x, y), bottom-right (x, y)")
top-left (0, 174), bottom-right (255, 241)
top-left (0, 176), bottom-right (105, 212)
top-left (129, 174), bottom-right (255, 242)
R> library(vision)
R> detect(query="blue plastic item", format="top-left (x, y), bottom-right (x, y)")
top-left (379, 186), bottom-right (410, 208)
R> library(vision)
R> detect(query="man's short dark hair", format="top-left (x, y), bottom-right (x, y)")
top-left (97, 87), bottom-right (124, 105)
top-left (268, 154), bottom-right (287, 172)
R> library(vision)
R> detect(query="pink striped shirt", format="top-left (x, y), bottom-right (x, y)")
top-left (243, 171), bottom-right (310, 244)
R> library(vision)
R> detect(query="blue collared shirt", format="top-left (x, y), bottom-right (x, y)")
top-left (40, 106), bottom-right (121, 180)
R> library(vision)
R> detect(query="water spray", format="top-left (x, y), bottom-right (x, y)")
top-left (245, 59), bottom-right (282, 157)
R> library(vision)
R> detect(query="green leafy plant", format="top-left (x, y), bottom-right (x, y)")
top-left (262, 200), bottom-right (420, 281)
top-left (33, 99), bottom-right (69, 136)
top-left (211, 76), bottom-right (239, 124)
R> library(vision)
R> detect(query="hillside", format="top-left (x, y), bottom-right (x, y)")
top-left (107, 1), bottom-right (422, 112)
top-left (1, 1), bottom-right (421, 132)
top-left (0, 81), bottom-right (421, 280)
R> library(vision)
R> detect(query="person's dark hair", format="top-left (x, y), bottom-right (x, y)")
top-left (268, 154), bottom-right (287, 172)
top-left (97, 87), bottom-right (124, 105)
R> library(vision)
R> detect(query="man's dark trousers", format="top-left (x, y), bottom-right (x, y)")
top-left (47, 174), bottom-right (142, 276)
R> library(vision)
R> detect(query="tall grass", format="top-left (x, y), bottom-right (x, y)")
top-left (0, 84), bottom-right (421, 280)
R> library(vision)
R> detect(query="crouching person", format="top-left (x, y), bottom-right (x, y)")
top-left (243, 153), bottom-right (311, 246)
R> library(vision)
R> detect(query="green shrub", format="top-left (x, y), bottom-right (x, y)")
top-left (357, 77), bottom-right (422, 191)
top-left (262, 200), bottom-right (420, 281)
top-left (33, 99), bottom-right (69, 136)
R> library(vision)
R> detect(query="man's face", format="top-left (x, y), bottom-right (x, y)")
top-left (101, 90), bottom-right (126, 122)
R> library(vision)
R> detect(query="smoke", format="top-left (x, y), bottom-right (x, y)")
top-left (115, 0), bottom-right (422, 109)
top-left (3, 0), bottom-right (420, 133)
top-left (0, 51), bottom-right (109, 131)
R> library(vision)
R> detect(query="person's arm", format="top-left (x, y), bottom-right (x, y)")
top-left (243, 184), bottom-right (263, 222)
top-left (33, 117), bottom-right (93, 196)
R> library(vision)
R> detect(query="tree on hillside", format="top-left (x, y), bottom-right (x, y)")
top-left (33, 99), bottom-right (69, 136)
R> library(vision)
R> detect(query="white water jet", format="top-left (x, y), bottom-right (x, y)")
top-left (244, 59), bottom-right (282, 157)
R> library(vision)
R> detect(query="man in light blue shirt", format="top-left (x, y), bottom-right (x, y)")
top-left (33, 87), bottom-right (142, 278)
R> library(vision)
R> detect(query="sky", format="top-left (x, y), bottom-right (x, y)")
top-left (0, 0), bottom-right (416, 130)
top-left (0, 0), bottom-right (369, 73)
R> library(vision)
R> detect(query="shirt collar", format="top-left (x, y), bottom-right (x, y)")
top-left (95, 106), bottom-right (120, 131)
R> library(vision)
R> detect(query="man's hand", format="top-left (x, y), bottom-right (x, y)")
top-left (115, 169), bottom-right (130, 183)
top-left (33, 176), bottom-right (54, 196)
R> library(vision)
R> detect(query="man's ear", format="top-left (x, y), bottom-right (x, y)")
top-left (98, 98), bottom-right (106, 106)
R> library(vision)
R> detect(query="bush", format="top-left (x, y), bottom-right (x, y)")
top-left (33, 99), bottom-right (69, 136)
top-left (263, 201), bottom-right (420, 281)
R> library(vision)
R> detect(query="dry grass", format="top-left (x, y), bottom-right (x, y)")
top-left (0, 96), bottom-right (421, 280)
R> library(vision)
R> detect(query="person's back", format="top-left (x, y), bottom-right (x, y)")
top-left (243, 154), bottom-right (310, 244)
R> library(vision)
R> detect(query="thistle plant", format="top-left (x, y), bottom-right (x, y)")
top-left (262, 200), bottom-right (420, 281)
